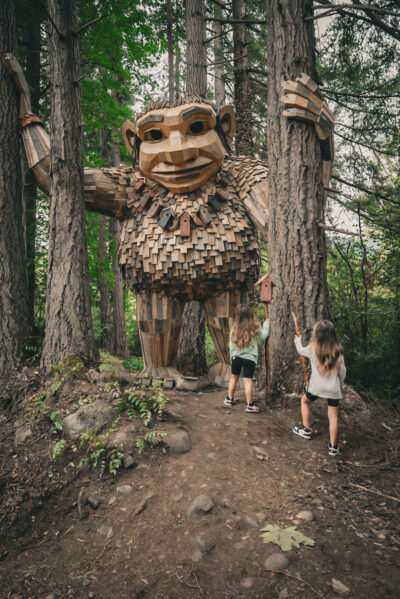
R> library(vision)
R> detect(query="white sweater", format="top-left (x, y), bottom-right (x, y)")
top-left (295, 336), bottom-right (346, 399)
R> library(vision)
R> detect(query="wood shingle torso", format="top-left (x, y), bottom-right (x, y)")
top-left (98, 156), bottom-right (268, 300)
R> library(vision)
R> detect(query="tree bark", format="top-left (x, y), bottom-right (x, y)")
top-left (176, 0), bottom-right (208, 376)
top-left (213, 3), bottom-right (225, 106)
top-left (41, 0), bottom-right (97, 369)
top-left (97, 125), bottom-right (113, 351)
top-left (266, 0), bottom-right (330, 393)
top-left (0, 0), bottom-right (30, 386)
top-left (110, 139), bottom-right (129, 358)
top-left (24, 0), bottom-right (42, 335)
top-left (186, 0), bottom-right (207, 98)
top-left (233, 0), bottom-right (253, 155)
top-left (176, 301), bottom-right (207, 375)
top-left (167, 0), bottom-right (175, 102)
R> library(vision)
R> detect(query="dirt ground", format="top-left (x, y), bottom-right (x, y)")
top-left (0, 365), bottom-right (399, 599)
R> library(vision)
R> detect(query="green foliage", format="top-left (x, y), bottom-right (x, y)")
top-left (260, 525), bottom-right (315, 552)
top-left (52, 439), bottom-right (67, 462)
top-left (122, 356), bottom-right (143, 371)
top-left (136, 430), bottom-right (165, 455)
top-left (119, 386), bottom-right (167, 426)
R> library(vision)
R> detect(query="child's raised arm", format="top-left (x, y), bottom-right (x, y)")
top-left (294, 336), bottom-right (311, 358)
top-left (338, 357), bottom-right (346, 383)
top-left (260, 318), bottom-right (270, 341)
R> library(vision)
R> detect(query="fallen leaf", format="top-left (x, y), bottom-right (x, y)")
top-left (260, 524), bottom-right (315, 551)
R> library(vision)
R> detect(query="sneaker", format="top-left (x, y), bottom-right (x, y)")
top-left (292, 425), bottom-right (312, 440)
top-left (328, 442), bottom-right (339, 456)
top-left (245, 403), bottom-right (260, 413)
top-left (224, 396), bottom-right (234, 407)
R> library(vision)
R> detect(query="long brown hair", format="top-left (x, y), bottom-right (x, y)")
top-left (311, 320), bottom-right (343, 376)
top-left (230, 305), bottom-right (260, 350)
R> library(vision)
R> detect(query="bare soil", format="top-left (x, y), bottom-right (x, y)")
top-left (0, 365), bottom-right (399, 599)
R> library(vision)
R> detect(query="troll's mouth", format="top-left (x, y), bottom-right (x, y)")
top-left (152, 162), bottom-right (213, 178)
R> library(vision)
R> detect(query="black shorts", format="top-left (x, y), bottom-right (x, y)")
top-left (306, 391), bottom-right (339, 407)
top-left (231, 356), bottom-right (255, 379)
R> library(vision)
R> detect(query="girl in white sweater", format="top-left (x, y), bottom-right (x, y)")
top-left (293, 320), bottom-right (346, 456)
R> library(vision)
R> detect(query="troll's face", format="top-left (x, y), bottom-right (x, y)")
top-left (122, 101), bottom-right (235, 193)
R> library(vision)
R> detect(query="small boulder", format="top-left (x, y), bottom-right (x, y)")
top-left (295, 510), bottom-right (314, 523)
top-left (15, 426), bottom-right (32, 445)
top-left (117, 484), bottom-right (133, 495)
top-left (187, 494), bottom-right (214, 517)
top-left (63, 400), bottom-right (116, 438)
top-left (332, 579), bottom-right (350, 594)
top-left (164, 430), bottom-right (191, 454)
top-left (264, 553), bottom-right (289, 570)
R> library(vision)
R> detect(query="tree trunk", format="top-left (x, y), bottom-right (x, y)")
top-left (176, 301), bottom-right (207, 375)
top-left (110, 140), bottom-right (129, 358)
top-left (0, 0), bottom-right (30, 386)
top-left (98, 215), bottom-right (113, 351)
top-left (97, 126), bottom-right (113, 351)
top-left (213, 3), bottom-right (225, 106)
top-left (186, 0), bottom-right (207, 98)
top-left (266, 0), bottom-right (329, 393)
top-left (167, 0), bottom-right (175, 102)
top-left (176, 0), bottom-right (208, 376)
top-left (24, 1), bottom-right (42, 335)
top-left (41, 0), bottom-right (97, 369)
top-left (233, 0), bottom-right (253, 155)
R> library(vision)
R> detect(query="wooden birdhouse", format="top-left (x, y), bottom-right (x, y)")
top-left (256, 274), bottom-right (275, 304)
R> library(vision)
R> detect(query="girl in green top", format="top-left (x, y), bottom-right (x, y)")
top-left (225, 304), bottom-right (270, 413)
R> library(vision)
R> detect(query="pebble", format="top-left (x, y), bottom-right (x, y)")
top-left (117, 484), bottom-right (133, 495)
top-left (332, 578), bottom-right (350, 594)
top-left (187, 494), bottom-right (214, 517)
top-left (173, 493), bottom-right (184, 503)
top-left (240, 577), bottom-right (253, 589)
top-left (97, 525), bottom-right (113, 538)
top-left (264, 553), bottom-right (289, 570)
top-left (295, 510), bottom-right (314, 523)
top-left (123, 455), bottom-right (136, 469)
top-left (109, 496), bottom-right (117, 505)
top-left (278, 588), bottom-right (289, 599)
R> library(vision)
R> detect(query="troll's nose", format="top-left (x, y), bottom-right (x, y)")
top-left (159, 130), bottom-right (199, 165)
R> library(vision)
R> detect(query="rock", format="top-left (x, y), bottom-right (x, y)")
top-left (108, 431), bottom-right (129, 449)
top-left (187, 494), bottom-right (214, 517)
top-left (63, 400), bottom-right (116, 438)
top-left (14, 426), bottom-right (32, 445)
top-left (86, 369), bottom-right (105, 383)
top-left (295, 510), bottom-right (314, 523)
top-left (264, 553), bottom-right (289, 570)
top-left (278, 588), bottom-right (289, 599)
top-left (240, 578), bottom-right (253, 589)
top-left (332, 579), bottom-right (350, 594)
top-left (123, 455), bottom-right (136, 469)
top-left (253, 446), bottom-right (268, 457)
top-left (77, 489), bottom-right (90, 520)
top-left (109, 496), bottom-right (117, 505)
top-left (164, 430), bottom-right (191, 454)
top-left (173, 493), bottom-right (184, 503)
top-left (191, 532), bottom-right (215, 553)
top-left (255, 512), bottom-right (267, 525)
top-left (117, 484), bottom-right (134, 495)
top-left (244, 515), bottom-right (259, 528)
top-left (191, 549), bottom-right (203, 562)
top-left (45, 594), bottom-right (57, 599)
top-left (97, 525), bottom-right (113, 538)
top-left (311, 498), bottom-right (322, 506)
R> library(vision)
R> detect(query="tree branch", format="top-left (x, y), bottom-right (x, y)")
top-left (331, 175), bottom-right (400, 205)
top-left (78, 14), bottom-right (109, 34)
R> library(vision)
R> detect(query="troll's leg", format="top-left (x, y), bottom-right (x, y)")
top-left (136, 292), bottom-right (185, 381)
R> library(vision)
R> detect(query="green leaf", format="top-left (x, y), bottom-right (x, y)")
top-left (260, 525), bottom-right (315, 552)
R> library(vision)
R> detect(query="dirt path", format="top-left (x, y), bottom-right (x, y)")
top-left (1, 380), bottom-right (399, 598)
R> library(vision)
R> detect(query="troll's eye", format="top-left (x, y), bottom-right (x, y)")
top-left (189, 121), bottom-right (206, 134)
top-left (145, 128), bottom-right (163, 141)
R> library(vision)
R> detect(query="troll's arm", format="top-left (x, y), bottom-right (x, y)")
top-left (4, 53), bottom-right (127, 218)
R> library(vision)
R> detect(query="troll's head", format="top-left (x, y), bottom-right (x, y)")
top-left (122, 97), bottom-right (236, 193)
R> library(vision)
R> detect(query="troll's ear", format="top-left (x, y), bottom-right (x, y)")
top-left (122, 120), bottom-right (136, 157)
top-left (218, 106), bottom-right (236, 145)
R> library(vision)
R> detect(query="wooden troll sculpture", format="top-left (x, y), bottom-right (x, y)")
top-left (5, 54), bottom-right (334, 389)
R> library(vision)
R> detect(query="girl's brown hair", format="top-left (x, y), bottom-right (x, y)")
top-left (230, 304), bottom-right (260, 350)
top-left (311, 320), bottom-right (343, 376)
